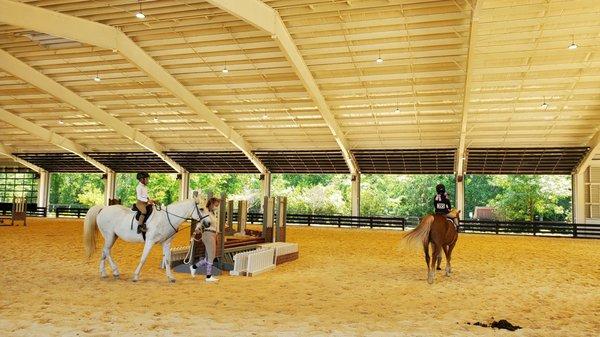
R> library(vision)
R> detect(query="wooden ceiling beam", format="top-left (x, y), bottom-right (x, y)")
top-left (0, 0), bottom-right (267, 174)
top-left (206, 0), bottom-right (358, 174)
top-left (0, 47), bottom-right (183, 172)
top-left (0, 106), bottom-right (109, 172)
top-left (456, 0), bottom-right (481, 177)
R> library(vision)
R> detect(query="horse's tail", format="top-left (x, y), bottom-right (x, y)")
top-left (402, 214), bottom-right (434, 250)
top-left (83, 205), bottom-right (103, 258)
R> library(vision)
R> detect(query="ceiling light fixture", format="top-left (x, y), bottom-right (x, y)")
top-left (541, 97), bottom-right (548, 109)
top-left (568, 35), bottom-right (578, 50)
top-left (135, 1), bottom-right (146, 19)
top-left (58, 120), bottom-right (64, 125)
top-left (376, 49), bottom-right (383, 63)
top-left (394, 93), bottom-right (400, 113)
top-left (222, 60), bottom-right (229, 74)
top-left (93, 71), bottom-right (101, 82)
top-left (153, 117), bottom-right (159, 122)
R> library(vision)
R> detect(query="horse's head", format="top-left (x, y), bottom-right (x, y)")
top-left (190, 190), bottom-right (208, 221)
top-left (448, 208), bottom-right (461, 219)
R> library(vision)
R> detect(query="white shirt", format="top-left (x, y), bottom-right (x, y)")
top-left (136, 182), bottom-right (149, 202)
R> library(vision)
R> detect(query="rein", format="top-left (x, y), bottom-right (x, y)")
top-left (159, 202), bottom-right (210, 243)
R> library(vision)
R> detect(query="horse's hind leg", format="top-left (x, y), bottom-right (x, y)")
top-left (428, 243), bottom-right (441, 284)
top-left (99, 232), bottom-right (119, 278)
top-left (445, 241), bottom-right (457, 276)
top-left (105, 234), bottom-right (120, 278)
top-left (436, 251), bottom-right (443, 271)
top-left (423, 242), bottom-right (431, 279)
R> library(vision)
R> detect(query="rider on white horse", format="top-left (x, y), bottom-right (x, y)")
top-left (135, 172), bottom-right (155, 235)
top-left (84, 191), bottom-right (207, 283)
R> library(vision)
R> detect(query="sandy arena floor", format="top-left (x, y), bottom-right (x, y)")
top-left (0, 218), bottom-right (598, 337)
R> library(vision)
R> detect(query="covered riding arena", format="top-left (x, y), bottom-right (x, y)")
top-left (1, 0), bottom-right (600, 336)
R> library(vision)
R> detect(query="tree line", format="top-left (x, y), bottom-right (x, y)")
top-left (42, 172), bottom-right (572, 222)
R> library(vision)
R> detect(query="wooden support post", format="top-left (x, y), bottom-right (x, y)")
top-left (226, 199), bottom-right (234, 230)
top-left (262, 196), bottom-right (274, 242)
top-left (217, 193), bottom-right (226, 268)
top-left (238, 200), bottom-right (247, 234)
top-left (276, 196), bottom-right (287, 242)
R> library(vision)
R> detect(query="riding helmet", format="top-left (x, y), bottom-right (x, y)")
top-left (436, 183), bottom-right (446, 194)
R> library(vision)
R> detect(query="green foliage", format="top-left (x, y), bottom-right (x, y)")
top-left (464, 174), bottom-right (572, 222)
top-left (116, 173), bottom-right (179, 206)
top-left (42, 171), bottom-right (573, 222)
top-left (360, 174), bottom-right (455, 216)
top-left (272, 174), bottom-right (350, 215)
top-left (190, 173), bottom-right (262, 211)
top-left (49, 173), bottom-right (104, 208)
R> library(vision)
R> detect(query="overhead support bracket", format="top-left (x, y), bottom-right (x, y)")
top-left (206, 0), bottom-right (358, 174)
top-left (455, 0), bottom-right (482, 177)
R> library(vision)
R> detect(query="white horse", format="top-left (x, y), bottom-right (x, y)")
top-left (83, 191), bottom-right (207, 282)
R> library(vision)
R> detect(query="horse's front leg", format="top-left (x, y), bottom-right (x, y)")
top-left (162, 240), bottom-right (175, 283)
top-left (132, 239), bottom-right (154, 282)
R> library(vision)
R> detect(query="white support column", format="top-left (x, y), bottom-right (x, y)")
top-left (351, 174), bottom-right (361, 217)
top-left (179, 171), bottom-right (190, 200)
top-left (261, 172), bottom-right (271, 199)
top-left (572, 171), bottom-right (586, 224)
top-left (37, 170), bottom-right (49, 208)
top-left (456, 175), bottom-right (465, 218)
top-left (104, 171), bottom-right (116, 206)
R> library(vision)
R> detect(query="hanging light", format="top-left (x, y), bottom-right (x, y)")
top-left (135, 1), bottom-right (146, 19)
top-left (153, 117), bottom-right (159, 122)
top-left (541, 97), bottom-right (548, 109)
top-left (568, 35), bottom-right (578, 50)
top-left (222, 60), bottom-right (229, 74)
top-left (394, 92), bottom-right (400, 113)
top-left (93, 71), bottom-right (101, 82)
top-left (58, 120), bottom-right (64, 125)
top-left (376, 49), bottom-right (383, 63)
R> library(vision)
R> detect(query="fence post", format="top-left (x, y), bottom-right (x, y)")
top-left (573, 223), bottom-right (578, 238)
top-left (307, 214), bottom-right (311, 226)
top-left (401, 219), bottom-right (405, 231)
top-left (55, 208), bottom-right (59, 218)
top-left (495, 222), bottom-right (499, 235)
top-left (369, 217), bottom-right (373, 229)
top-left (338, 216), bottom-right (341, 228)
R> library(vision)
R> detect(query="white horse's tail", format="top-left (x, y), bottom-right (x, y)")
top-left (401, 214), bottom-right (434, 250)
top-left (83, 205), bottom-right (103, 258)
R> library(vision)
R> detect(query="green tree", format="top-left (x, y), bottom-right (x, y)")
top-left (116, 173), bottom-right (179, 206)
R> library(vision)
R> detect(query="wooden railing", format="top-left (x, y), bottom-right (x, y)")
top-left (0, 202), bottom-right (47, 217)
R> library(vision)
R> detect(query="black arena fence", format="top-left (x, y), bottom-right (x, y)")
top-left (55, 207), bottom-right (90, 218)
top-left (50, 208), bottom-right (600, 239)
top-left (0, 202), bottom-right (47, 217)
top-left (460, 220), bottom-right (600, 239)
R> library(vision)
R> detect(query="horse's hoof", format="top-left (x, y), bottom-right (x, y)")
top-left (427, 278), bottom-right (434, 284)
top-left (132, 278), bottom-right (138, 283)
top-left (113, 274), bottom-right (120, 279)
top-left (168, 278), bottom-right (176, 283)
top-left (436, 267), bottom-right (441, 271)
top-left (100, 274), bottom-right (108, 279)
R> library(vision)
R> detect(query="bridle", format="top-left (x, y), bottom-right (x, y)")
top-left (160, 200), bottom-right (210, 242)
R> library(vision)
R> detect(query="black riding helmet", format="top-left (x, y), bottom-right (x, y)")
top-left (136, 172), bottom-right (149, 180)
top-left (436, 183), bottom-right (446, 194)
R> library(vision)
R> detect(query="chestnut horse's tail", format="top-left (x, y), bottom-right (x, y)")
top-left (402, 214), bottom-right (434, 249)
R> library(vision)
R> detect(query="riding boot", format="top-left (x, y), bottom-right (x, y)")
top-left (137, 214), bottom-right (147, 234)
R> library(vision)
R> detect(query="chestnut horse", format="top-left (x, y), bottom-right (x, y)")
top-left (402, 210), bottom-right (460, 284)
